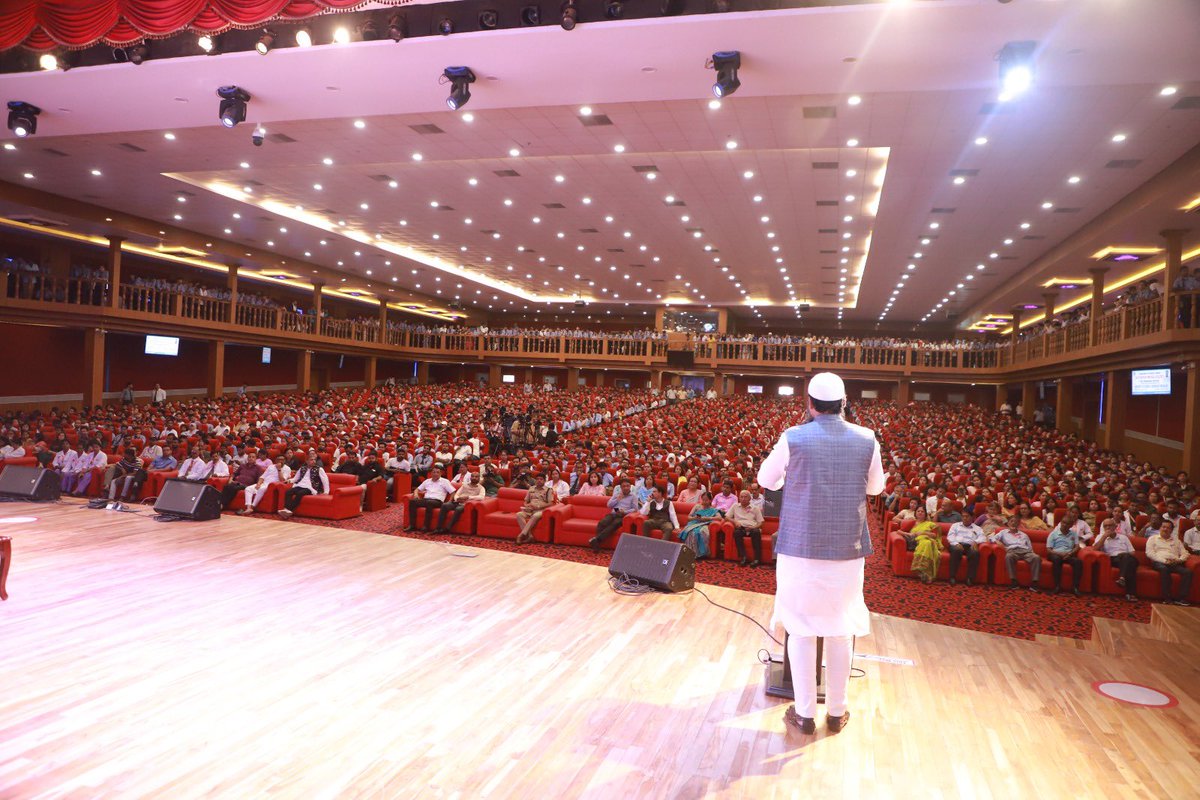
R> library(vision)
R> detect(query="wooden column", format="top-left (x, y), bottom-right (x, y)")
top-left (995, 384), bottom-right (1007, 412)
top-left (312, 281), bottom-right (324, 322)
top-left (363, 356), bottom-right (377, 389)
top-left (106, 236), bottom-right (123, 309)
top-left (715, 308), bottom-right (729, 334)
top-left (296, 350), bottom-right (313, 393)
top-left (896, 380), bottom-right (911, 405)
top-left (1182, 364), bottom-right (1200, 475)
top-left (226, 264), bottom-right (239, 324)
top-left (82, 328), bottom-right (105, 409)
top-left (1021, 381), bottom-right (1037, 422)
top-left (416, 362), bottom-right (430, 385)
top-left (377, 299), bottom-right (388, 344)
top-left (1101, 369), bottom-right (1128, 452)
top-left (1009, 308), bottom-right (1023, 354)
top-left (1088, 267), bottom-right (1108, 345)
top-left (1055, 378), bottom-right (1074, 433)
top-left (650, 369), bottom-right (663, 390)
top-left (654, 307), bottom-right (665, 331)
top-left (566, 366), bottom-right (579, 392)
top-left (206, 341), bottom-right (225, 398)
top-left (714, 372), bottom-right (726, 396)
top-left (1161, 229), bottom-right (1188, 332)
top-left (1042, 292), bottom-right (1059, 328)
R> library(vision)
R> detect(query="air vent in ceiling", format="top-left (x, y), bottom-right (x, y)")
top-left (41, 147), bottom-right (68, 157)
top-left (318, 208), bottom-right (338, 216)
top-left (812, 161), bottom-right (839, 170)
top-left (116, 142), bottom-right (146, 153)
top-left (81, 194), bottom-right (101, 200)
top-left (177, 189), bottom-right (195, 197)
top-left (633, 165), bottom-right (658, 173)
top-left (816, 200), bottom-right (839, 207)
top-left (803, 106), bottom-right (837, 119)
top-left (542, 202), bottom-right (566, 209)
top-left (369, 174), bottom-right (394, 183)
top-left (1053, 207), bottom-right (1082, 213)
top-left (1171, 96), bottom-right (1200, 110)
top-left (607, 248), bottom-right (625, 253)
top-left (667, 199), bottom-right (686, 206)
top-left (479, 229), bottom-right (497, 235)
top-left (1106, 159), bottom-right (1142, 169)
top-left (410, 124), bottom-right (445, 135)
top-left (931, 207), bottom-right (956, 214)
top-left (949, 168), bottom-right (979, 177)
top-left (1023, 235), bottom-right (1045, 240)
top-left (579, 228), bottom-right (599, 233)
top-left (818, 228), bottom-right (837, 234)
top-left (493, 169), bottom-right (520, 177)
top-left (819, 249), bottom-right (836, 254)
top-left (243, 179), bottom-right (264, 187)
top-left (579, 114), bottom-right (613, 127)
top-left (266, 132), bottom-right (297, 143)
top-left (8, 214), bottom-right (67, 228)
top-left (684, 228), bottom-right (703, 234)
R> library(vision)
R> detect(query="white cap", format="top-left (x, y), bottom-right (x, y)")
top-left (808, 372), bottom-right (846, 402)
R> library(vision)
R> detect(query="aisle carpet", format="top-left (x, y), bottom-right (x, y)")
top-left (279, 504), bottom-right (1153, 641)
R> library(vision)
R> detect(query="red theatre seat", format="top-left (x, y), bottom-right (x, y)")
top-left (722, 517), bottom-right (781, 563)
top-left (271, 473), bottom-right (365, 520)
top-left (474, 487), bottom-right (558, 542)
top-left (548, 495), bottom-right (615, 548)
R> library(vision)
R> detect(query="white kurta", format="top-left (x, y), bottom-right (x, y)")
top-left (773, 554), bottom-right (870, 639)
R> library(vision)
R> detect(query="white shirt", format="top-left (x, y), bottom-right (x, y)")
top-left (947, 522), bottom-right (986, 546)
top-left (292, 466), bottom-right (330, 494)
top-left (52, 449), bottom-right (77, 470)
top-left (152, 387), bottom-right (167, 402)
top-left (138, 444), bottom-right (163, 461)
top-left (417, 477), bottom-right (456, 502)
top-left (1183, 527), bottom-right (1200, 553)
top-left (756, 421), bottom-right (885, 495)
top-left (549, 479), bottom-right (571, 502)
top-left (639, 499), bottom-right (680, 528)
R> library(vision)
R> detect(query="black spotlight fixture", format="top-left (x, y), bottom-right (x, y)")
top-left (255, 29), bottom-right (276, 55)
top-left (561, 0), bottom-right (578, 29)
top-left (713, 0), bottom-right (733, 11)
top-left (128, 42), bottom-right (150, 65)
top-left (216, 86), bottom-right (251, 128)
top-left (361, 18), bottom-right (380, 41)
top-left (437, 17), bottom-right (454, 35)
top-left (521, 5), bottom-right (541, 25)
top-left (605, 0), bottom-right (624, 19)
top-left (709, 50), bottom-right (741, 98)
top-left (479, 9), bottom-right (499, 29)
top-left (443, 67), bottom-right (476, 111)
top-left (387, 14), bottom-right (407, 42)
top-left (6, 101), bottom-right (40, 138)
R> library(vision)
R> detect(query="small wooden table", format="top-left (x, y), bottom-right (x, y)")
top-left (0, 536), bottom-right (10, 600)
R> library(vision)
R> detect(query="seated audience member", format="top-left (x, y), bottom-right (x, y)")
top-left (547, 469), bottom-right (571, 503)
top-left (639, 486), bottom-right (679, 541)
top-left (433, 471), bottom-right (484, 534)
top-left (335, 452), bottom-right (369, 483)
top-left (894, 498), bottom-right (920, 524)
top-left (1046, 517), bottom-right (1084, 596)
top-left (384, 447), bottom-right (411, 493)
top-left (990, 516), bottom-right (1041, 592)
top-left (411, 448), bottom-right (433, 480)
top-left (1092, 518), bottom-right (1139, 602)
top-left (69, 442), bottom-right (108, 496)
top-left (279, 452), bottom-right (330, 519)
top-left (718, 491), bottom-right (759, 567)
top-left (577, 472), bottom-right (607, 497)
top-left (1017, 503), bottom-right (1049, 531)
top-left (747, 482), bottom-right (765, 510)
top-left (678, 492), bottom-right (720, 559)
top-left (899, 506), bottom-right (936, 551)
top-left (590, 478), bottom-right (638, 551)
top-left (676, 477), bottom-right (704, 505)
top-left (935, 499), bottom-right (963, 525)
top-left (1080, 499), bottom-right (1102, 532)
top-left (106, 448), bottom-right (145, 502)
top-left (910, 510), bottom-right (944, 584)
top-left (1061, 506), bottom-right (1094, 544)
top-left (405, 466), bottom-right (456, 533)
top-left (51, 441), bottom-right (78, 482)
top-left (1145, 519), bottom-right (1193, 606)
top-left (1137, 512), bottom-right (1164, 539)
top-left (1184, 521), bottom-right (1200, 556)
top-left (221, 457), bottom-right (265, 510)
top-left (514, 472), bottom-right (556, 545)
top-left (711, 481), bottom-right (738, 516)
top-left (239, 455), bottom-right (289, 515)
top-left (975, 502), bottom-right (1007, 535)
top-left (946, 516), bottom-right (986, 586)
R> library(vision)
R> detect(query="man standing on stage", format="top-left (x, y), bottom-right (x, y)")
top-left (756, 372), bottom-right (884, 735)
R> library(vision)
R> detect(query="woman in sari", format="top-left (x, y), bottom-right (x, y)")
top-left (676, 476), bottom-right (704, 505)
top-left (909, 506), bottom-right (943, 584)
top-left (678, 491), bottom-right (719, 560)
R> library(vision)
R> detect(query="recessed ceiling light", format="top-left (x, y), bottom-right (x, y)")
top-left (1068, 175), bottom-right (1081, 184)
top-left (23, 172), bottom-right (33, 179)
top-left (579, 105), bottom-right (593, 115)
top-left (90, 169), bottom-right (102, 176)
top-left (1111, 133), bottom-right (1127, 143)
top-left (353, 119), bottom-right (366, 129)
top-left (974, 136), bottom-right (988, 146)
top-left (725, 140), bottom-right (738, 149)
top-left (847, 95), bottom-right (862, 106)
top-left (845, 195), bottom-right (855, 202)
top-left (1041, 201), bottom-right (1053, 209)
top-left (846, 138), bottom-right (859, 147)
top-left (613, 144), bottom-right (626, 153)
top-left (953, 176), bottom-right (966, 185)
top-left (509, 148), bottom-right (521, 157)
top-left (504, 198), bottom-right (513, 206)
top-left (322, 157), bottom-right (333, 165)
top-left (468, 177), bottom-right (478, 186)
top-left (1020, 222), bottom-right (1031, 229)
top-left (554, 174), bottom-right (565, 183)
top-left (1160, 86), bottom-right (1178, 96)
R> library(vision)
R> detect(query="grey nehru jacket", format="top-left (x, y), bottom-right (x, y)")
top-left (757, 414), bottom-right (884, 560)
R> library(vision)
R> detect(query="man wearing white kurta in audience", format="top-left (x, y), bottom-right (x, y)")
top-left (239, 456), bottom-right (289, 514)
top-left (757, 371), bottom-right (884, 736)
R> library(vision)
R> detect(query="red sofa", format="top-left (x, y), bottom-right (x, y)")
top-left (1092, 537), bottom-right (1200, 603)
top-left (474, 487), bottom-right (559, 542)
top-left (721, 517), bottom-right (780, 563)
top-left (547, 495), bottom-right (615, 548)
top-left (399, 491), bottom-right (487, 534)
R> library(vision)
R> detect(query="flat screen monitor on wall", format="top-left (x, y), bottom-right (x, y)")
top-left (1131, 368), bottom-right (1171, 396)
top-left (777, 385), bottom-right (795, 397)
top-left (502, 374), bottom-right (516, 384)
top-left (144, 335), bottom-right (179, 356)
top-left (747, 385), bottom-right (764, 394)
top-left (261, 347), bottom-right (272, 364)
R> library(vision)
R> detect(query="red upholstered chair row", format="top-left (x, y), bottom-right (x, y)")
top-left (474, 487), bottom-right (557, 542)
top-left (549, 495), bottom-right (617, 548)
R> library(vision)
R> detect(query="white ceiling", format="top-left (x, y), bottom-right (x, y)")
top-left (1, 0), bottom-right (1198, 327)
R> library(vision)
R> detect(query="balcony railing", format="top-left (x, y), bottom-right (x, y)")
top-left (3, 271), bottom-right (1200, 377)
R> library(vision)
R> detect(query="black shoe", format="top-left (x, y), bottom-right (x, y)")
top-left (949, 577), bottom-right (956, 586)
top-left (1028, 585), bottom-right (1039, 593)
top-left (403, 526), bottom-right (416, 533)
top-left (739, 558), bottom-right (749, 567)
top-left (827, 711), bottom-right (851, 734)
top-left (750, 560), bottom-right (760, 568)
top-left (783, 705), bottom-right (815, 735)
top-left (1009, 582), bottom-right (1019, 590)
top-left (1073, 588), bottom-right (1081, 597)
top-left (1052, 586), bottom-right (1061, 595)
top-left (966, 579), bottom-right (974, 587)
top-left (1172, 599), bottom-right (1191, 606)
top-left (1125, 593), bottom-right (1138, 602)
top-left (589, 537), bottom-right (600, 553)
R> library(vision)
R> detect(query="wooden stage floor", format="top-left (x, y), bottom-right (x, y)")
top-left (1, 500), bottom-right (1198, 799)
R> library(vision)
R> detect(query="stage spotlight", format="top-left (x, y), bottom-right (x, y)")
top-left (38, 53), bottom-right (58, 71)
top-left (216, 86), bottom-right (251, 128)
top-left (111, 47), bottom-right (129, 63)
top-left (709, 51), bottom-right (741, 98)
top-left (333, 27), bottom-right (351, 44)
top-left (387, 14), bottom-right (407, 41)
top-left (7, 102), bottom-right (40, 138)
top-left (128, 43), bottom-right (150, 65)
top-left (997, 40), bottom-right (1036, 100)
top-left (295, 27), bottom-right (313, 47)
top-left (255, 30), bottom-right (275, 54)
top-left (438, 18), bottom-right (454, 35)
top-left (714, 0), bottom-right (733, 11)
top-left (521, 5), bottom-right (541, 25)
top-left (479, 10), bottom-right (499, 29)
top-left (197, 34), bottom-right (223, 55)
top-left (605, 0), bottom-right (624, 18)
top-left (361, 19), bottom-right (380, 40)
top-left (444, 67), bottom-right (476, 111)
top-left (561, 0), bottom-right (578, 29)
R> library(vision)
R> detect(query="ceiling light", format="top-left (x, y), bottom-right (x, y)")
top-left (255, 29), bottom-right (276, 54)
top-left (509, 147), bottom-right (521, 157)
top-left (997, 40), bottom-right (1036, 101)
top-left (333, 26), bottom-right (351, 44)
top-left (437, 18), bottom-right (454, 35)
top-left (846, 138), bottom-right (859, 147)
top-left (1020, 222), bottom-right (1031, 229)
top-left (974, 136), bottom-right (988, 145)
top-left (1112, 133), bottom-right (1127, 143)
top-left (39, 53), bottom-right (59, 70)
top-left (387, 14), bottom-right (407, 41)
top-left (725, 140), bottom-right (738, 150)
top-left (412, 152), bottom-right (423, 161)
top-left (7, 101), bottom-right (40, 137)
top-left (444, 67), bottom-right (476, 111)
top-left (953, 176), bottom-right (966, 185)
top-left (295, 28), bottom-right (312, 47)
top-left (1068, 175), bottom-right (1081, 184)
top-left (708, 99), bottom-right (721, 110)
top-left (848, 95), bottom-right (862, 106)
top-left (710, 51), bottom-right (741, 98)
top-left (216, 86), bottom-right (250, 128)
top-left (1041, 201), bottom-right (1053, 209)
top-left (1160, 86), bottom-right (1178, 97)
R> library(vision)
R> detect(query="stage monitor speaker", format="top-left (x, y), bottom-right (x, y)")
top-left (666, 350), bottom-right (695, 369)
top-left (0, 465), bottom-right (61, 501)
top-left (154, 479), bottom-right (222, 521)
top-left (608, 533), bottom-right (695, 592)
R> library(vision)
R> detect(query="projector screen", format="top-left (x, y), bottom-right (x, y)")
top-left (144, 335), bottom-right (179, 356)
top-left (261, 347), bottom-right (272, 364)
top-left (777, 385), bottom-right (795, 397)
top-left (502, 374), bottom-right (516, 384)
top-left (1131, 368), bottom-right (1171, 396)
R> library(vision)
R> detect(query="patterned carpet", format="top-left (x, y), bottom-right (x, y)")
top-left (263, 503), bottom-right (1155, 641)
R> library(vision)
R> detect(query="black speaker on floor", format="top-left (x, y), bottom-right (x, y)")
top-left (153, 479), bottom-right (222, 521)
top-left (0, 466), bottom-right (60, 501)
top-left (608, 533), bottom-right (695, 592)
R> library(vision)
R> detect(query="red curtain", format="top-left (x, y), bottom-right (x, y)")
top-left (0, 0), bottom-right (401, 52)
